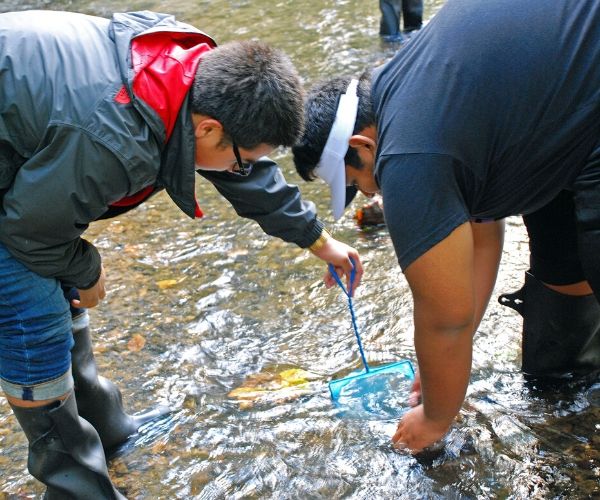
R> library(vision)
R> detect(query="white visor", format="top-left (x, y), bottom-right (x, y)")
top-left (315, 78), bottom-right (359, 220)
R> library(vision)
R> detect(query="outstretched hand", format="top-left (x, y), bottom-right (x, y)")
top-left (310, 236), bottom-right (363, 293)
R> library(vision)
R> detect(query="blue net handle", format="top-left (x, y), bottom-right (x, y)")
top-left (328, 260), bottom-right (370, 373)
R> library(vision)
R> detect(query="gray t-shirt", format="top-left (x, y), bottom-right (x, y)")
top-left (372, 0), bottom-right (600, 270)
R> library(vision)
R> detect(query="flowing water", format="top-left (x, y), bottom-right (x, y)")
top-left (0, 0), bottom-right (599, 498)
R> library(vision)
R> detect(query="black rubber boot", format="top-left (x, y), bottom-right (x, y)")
top-left (9, 392), bottom-right (126, 499)
top-left (71, 319), bottom-right (169, 451)
top-left (499, 271), bottom-right (600, 376)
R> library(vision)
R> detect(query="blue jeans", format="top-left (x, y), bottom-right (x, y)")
top-left (379, 0), bottom-right (423, 37)
top-left (0, 243), bottom-right (74, 400)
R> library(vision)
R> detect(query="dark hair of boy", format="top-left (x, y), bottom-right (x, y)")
top-left (292, 72), bottom-right (375, 182)
top-left (191, 40), bottom-right (304, 149)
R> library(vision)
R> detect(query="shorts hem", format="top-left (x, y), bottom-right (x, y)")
top-left (1, 367), bottom-right (73, 401)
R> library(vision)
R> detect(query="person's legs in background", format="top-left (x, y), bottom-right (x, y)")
top-left (401, 0), bottom-right (423, 33)
top-left (379, 0), bottom-right (423, 43)
top-left (379, 0), bottom-right (403, 42)
top-left (0, 243), bottom-right (125, 499)
top-left (499, 190), bottom-right (600, 375)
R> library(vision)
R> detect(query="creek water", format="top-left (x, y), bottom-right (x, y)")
top-left (0, 0), bottom-right (599, 498)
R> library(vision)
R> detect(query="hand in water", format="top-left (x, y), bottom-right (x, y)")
top-left (392, 369), bottom-right (451, 453)
top-left (392, 404), bottom-right (450, 453)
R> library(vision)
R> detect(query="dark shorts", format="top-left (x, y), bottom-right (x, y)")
top-left (523, 189), bottom-right (585, 285)
top-left (525, 139), bottom-right (600, 294)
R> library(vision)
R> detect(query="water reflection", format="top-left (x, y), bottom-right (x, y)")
top-left (0, 0), bottom-right (599, 498)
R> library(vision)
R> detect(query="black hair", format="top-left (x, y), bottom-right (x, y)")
top-left (292, 72), bottom-right (375, 182)
top-left (191, 41), bottom-right (304, 149)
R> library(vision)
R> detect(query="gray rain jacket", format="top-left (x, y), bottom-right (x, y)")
top-left (0, 10), bottom-right (322, 289)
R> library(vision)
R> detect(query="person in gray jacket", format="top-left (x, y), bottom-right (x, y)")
top-left (0, 9), bottom-right (362, 498)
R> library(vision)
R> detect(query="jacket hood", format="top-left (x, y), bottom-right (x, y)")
top-left (109, 12), bottom-right (216, 218)
top-left (110, 11), bottom-right (215, 142)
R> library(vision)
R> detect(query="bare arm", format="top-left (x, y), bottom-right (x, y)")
top-left (393, 220), bottom-right (505, 451)
top-left (471, 219), bottom-right (505, 331)
top-left (393, 222), bottom-right (476, 451)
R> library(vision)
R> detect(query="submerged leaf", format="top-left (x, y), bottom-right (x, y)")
top-left (227, 367), bottom-right (319, 406)
top-left (127, 333), bottom-right (146, 352)
top-left (156, 279), bottom-right (179, 289)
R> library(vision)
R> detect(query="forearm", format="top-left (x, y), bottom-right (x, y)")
top-left (415, 220), bottom-right (503, 422)
top-left (405, 222), bottom-right (477, 427)
top-left (0, 127), bottom-right (128, 288)
top-left (199, 160), bottom-right (323, 247)
top-left (415, 321), bottom-right (472, 427)
top-left (0, 227), bottom-right (102, 289)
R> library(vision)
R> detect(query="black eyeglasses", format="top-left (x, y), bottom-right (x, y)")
top-left (231, 140), bottom-right (254, 177)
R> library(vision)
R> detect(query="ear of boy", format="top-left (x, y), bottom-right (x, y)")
top-left (346, 130), bottom-right (378, 195)
top-left (348, 125), bottom-right (378, 170)
top-left (193, 115), bottom-right (225, 148)
top-left (348, 134), bottom-right (376, 152)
